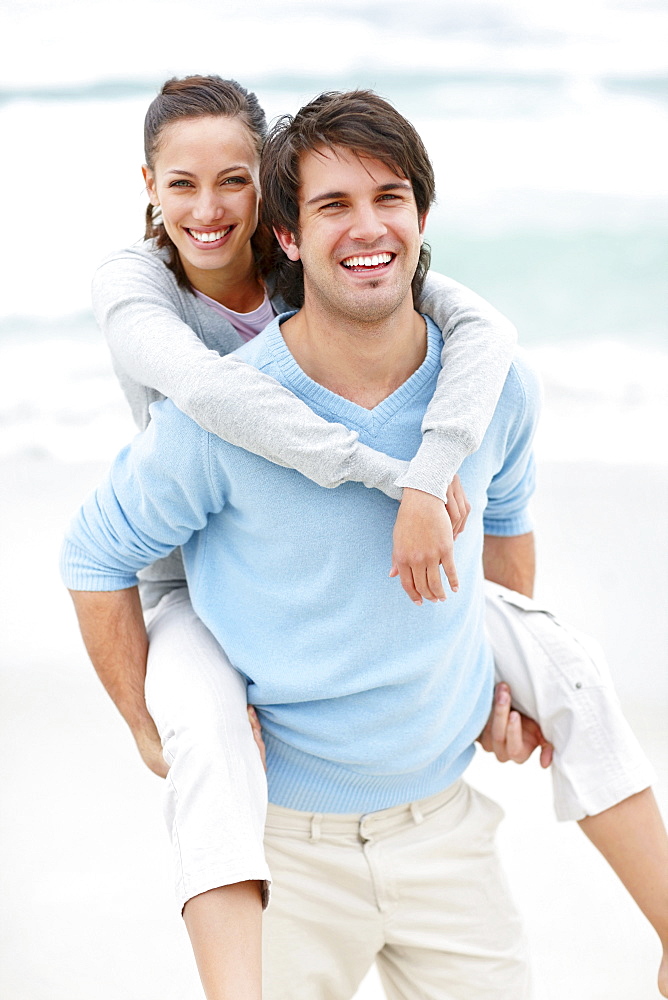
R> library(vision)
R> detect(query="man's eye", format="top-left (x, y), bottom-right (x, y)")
top-left (323, 201), bottom-right (344, 210)
top-left (378, 194), bottom-right (399, 202)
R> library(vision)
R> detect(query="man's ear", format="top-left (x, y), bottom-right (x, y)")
top-left (418, 209), bottom-right (430, 237)
top-left (142, 165), bottom-right (160, 207)
top-left (273, 226), bottom-right (300, 262)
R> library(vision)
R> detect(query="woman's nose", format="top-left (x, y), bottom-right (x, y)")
top-left (192, 190), bottom-right (225, 224)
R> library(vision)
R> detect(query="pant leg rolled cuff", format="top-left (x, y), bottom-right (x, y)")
top-left (177, 864), bottom-right (272, 914)
top-left (553, 763), bottom-right (657, 822)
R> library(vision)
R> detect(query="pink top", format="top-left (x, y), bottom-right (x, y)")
top-left (194, 289), bottom-right (277, 342)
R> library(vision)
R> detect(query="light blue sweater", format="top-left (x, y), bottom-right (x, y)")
top-left (62, 315), bottom-right (539, 813)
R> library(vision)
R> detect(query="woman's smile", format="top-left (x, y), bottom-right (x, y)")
top-left (185, 224), bottom-right (235, 248)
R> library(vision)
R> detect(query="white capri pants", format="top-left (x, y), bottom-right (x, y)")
top-left (485, 582), bottom-right (654, 820)
top-left (144, 589), bottom-right (270, 912)
top-left (144, 583), bottom-right (654, 911)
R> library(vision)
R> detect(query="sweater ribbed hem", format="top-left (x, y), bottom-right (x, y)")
top-left (264, 732), bottom-right (475, 814)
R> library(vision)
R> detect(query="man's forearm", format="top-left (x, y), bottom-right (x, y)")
top-left (482, 532), bottom-right (535, 598)
top-left (68, 586), bottom-right (155, 739)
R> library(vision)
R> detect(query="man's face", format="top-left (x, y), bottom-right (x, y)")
top-left (277, 146), bottom-right (426, 324)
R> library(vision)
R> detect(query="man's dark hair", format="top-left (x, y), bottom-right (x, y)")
top-left (260, 90), bottom-right (435, 307)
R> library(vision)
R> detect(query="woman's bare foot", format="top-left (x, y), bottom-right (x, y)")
top-left (658, 945), bottom-right (668, 998)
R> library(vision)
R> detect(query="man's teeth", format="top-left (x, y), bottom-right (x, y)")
top-left (189, 227), bottom-right (232, 243)
top-left (342, 253), bottom-right (392, 268)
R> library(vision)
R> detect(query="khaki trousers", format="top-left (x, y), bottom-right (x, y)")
top-left (263, 780), bottom-right (531, 1000)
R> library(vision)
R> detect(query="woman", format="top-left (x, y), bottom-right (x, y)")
top-left (86, 76), bottom-right (667, 999)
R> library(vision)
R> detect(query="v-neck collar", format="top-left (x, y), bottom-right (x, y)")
top-left (264, 311), bottom-right (442, 434)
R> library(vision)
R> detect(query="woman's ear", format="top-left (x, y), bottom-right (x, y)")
top-left (273, 226), bottom-right (300, 262)
top-left (142, 165), bottom-right (160, 207)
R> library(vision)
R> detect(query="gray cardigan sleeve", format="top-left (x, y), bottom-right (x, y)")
top-left (408, 270), bottom-right (518, 498)
top-left (93, 251), bottom-right (407, 500)
top-left (94, 251), bottom-right (516, 503)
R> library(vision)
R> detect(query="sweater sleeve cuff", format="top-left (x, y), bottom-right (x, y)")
top-left (60, 540), bottom-right (139, 592)
top-left (482, 511), bottom-right (534, 537)
top-left (394, 429), bottom-right (476, 501)
top-left (345, 443), bottom-right (409, 501)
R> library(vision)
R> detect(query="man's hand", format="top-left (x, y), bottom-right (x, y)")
top-left (390, 479), bottom-right (471, 604)
top-left (134, 720), bottom-right (169, 779)
top-left (247, 706), bottom-right (267, 771)
top-left (478, 682), bottom-right (553, 767)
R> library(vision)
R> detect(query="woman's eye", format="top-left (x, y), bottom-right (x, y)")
top-left (169, 179), bottom-right (193, 188)
top-left (223, 176), bottom-right (247, 186)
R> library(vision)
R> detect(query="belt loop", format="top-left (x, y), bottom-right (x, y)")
top-left (310, 813), bottom-right (323, 843)
top-left (410, 801), bottom-right (424, 825)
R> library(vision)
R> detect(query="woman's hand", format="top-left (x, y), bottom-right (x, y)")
top-left (478, 683), bottom-right (554, 767)
top-left (389, 478), bottom-right (471, 604)
top-left (444, 473), bottom-right (471, 540)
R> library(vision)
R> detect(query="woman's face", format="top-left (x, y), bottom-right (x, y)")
top-left (144, 115), bottom-right (261, 281)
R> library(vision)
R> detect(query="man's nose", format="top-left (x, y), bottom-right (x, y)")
top-left (348, 204), bottom-right (387, 243)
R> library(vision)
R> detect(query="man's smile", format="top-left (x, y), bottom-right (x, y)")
top-left (340, 252), bottom-right (395, 272)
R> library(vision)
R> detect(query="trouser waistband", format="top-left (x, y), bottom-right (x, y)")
top-left (265, 780), bottom-right (464, 843)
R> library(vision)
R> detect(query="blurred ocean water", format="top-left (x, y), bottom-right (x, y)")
top-left (0, 0), bottom-right (666, 464)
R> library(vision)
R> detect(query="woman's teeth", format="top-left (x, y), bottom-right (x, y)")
top-left (342, 253), bottom-right (393, 268)
top-left (189, 227), bottom-right (232, 243)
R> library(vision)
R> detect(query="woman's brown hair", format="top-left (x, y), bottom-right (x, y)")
top-left (143, 75), bottom-right (277, 290)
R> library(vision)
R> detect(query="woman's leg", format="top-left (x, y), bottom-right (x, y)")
top-left (183, 883), bottom-right (263, 1000)
top-left (144, 588), bottom-right (269, 1000)
top-left (484, 581), bottom-right (668, 995)
top-left (579, 789), bottom-right (668, 997)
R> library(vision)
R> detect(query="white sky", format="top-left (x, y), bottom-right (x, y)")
top-left (1, 0), bottom-right (666, 88)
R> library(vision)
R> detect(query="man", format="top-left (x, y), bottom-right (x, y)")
top-left (62, 91), bottom-right (541, 998)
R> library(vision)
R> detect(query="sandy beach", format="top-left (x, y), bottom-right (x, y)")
top-left (0, 452), bottom-right (665, 999)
